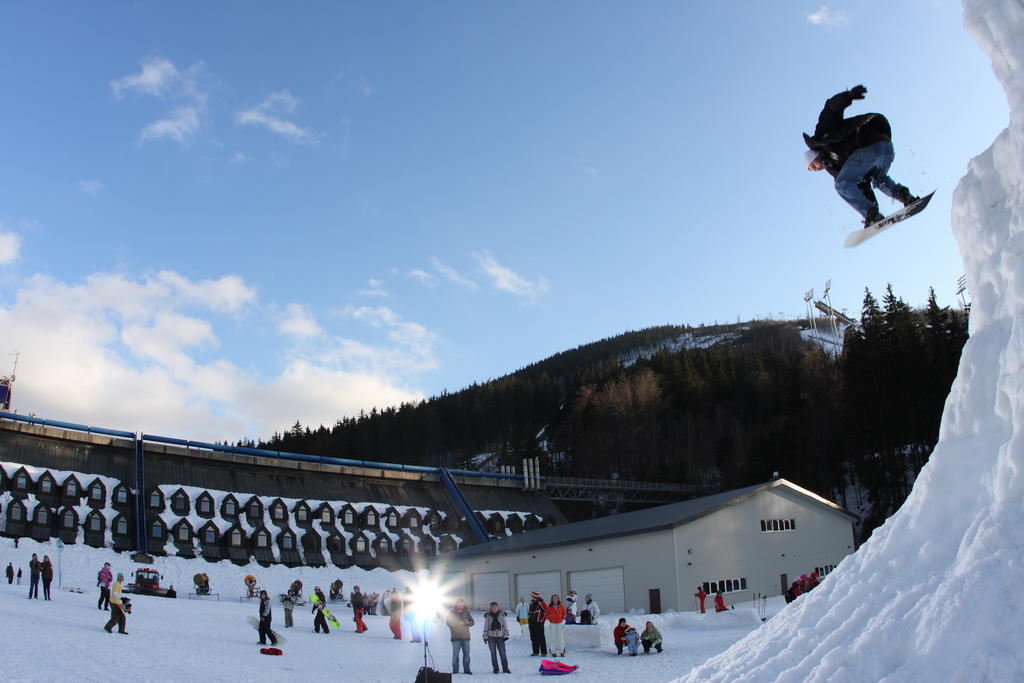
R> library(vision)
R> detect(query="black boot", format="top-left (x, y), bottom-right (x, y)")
top-left (863, 205), bottom-right (885, 227)
top-left (895, 185), bottom-right (919, 207)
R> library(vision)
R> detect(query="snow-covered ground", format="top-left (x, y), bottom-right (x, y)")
top-left (0, 536), bottom-right (782, 682)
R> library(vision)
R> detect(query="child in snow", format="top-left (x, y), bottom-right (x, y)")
top-left (695, 586), bottom-right (707, 613)
top-left (564, 590), bottom-right (577, 624)
top-left (641, 621), bottom-right (663, 654)
top-left (614, 618), bottom-right (640, 655)
top-left (515, 597), bottom-right (529, 634)
top-left (97, 563), bottom-right (112, 610)
top-left (482, 601), bottom-right (511, 674)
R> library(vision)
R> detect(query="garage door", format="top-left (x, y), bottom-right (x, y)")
top-left (515, 570), bottom-right (562, 603)
top-left (471, 572), bottom-right (511, 610)
top-left (568, 567), bottom-right (625, 613)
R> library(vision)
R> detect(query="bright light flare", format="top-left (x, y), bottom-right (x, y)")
top-left (408, 573), bottom-right (460, 622)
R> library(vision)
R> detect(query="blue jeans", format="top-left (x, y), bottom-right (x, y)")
top-left (835, 140), bottom-right (900, 217)
top-left (452, 639), bottom-right (471, 673)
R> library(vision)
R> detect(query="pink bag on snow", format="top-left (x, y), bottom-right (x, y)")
top-left (539, 659), bottom-right (578, 675)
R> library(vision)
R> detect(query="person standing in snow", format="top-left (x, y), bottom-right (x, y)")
top-left (714, 591), bottom-right (728, 612)
top-left (527, 591), bottom-right (548, 656)
top-left (258, 590), bottom-right (278, 646)
top-left (515, 597), bottom-right (530, 634)
top-left (351, 585), bottom-right (368, 633)
top-left (40, 556), bottom-right (54, 600)
top-left (404, 586), bottom-right (422, 643)
top-left (17, 567), bottom-right (22, 585)
top-left (803, 84), bottom-right (919, 227)
top-left (282, 593), bottom-right (295, 628)
top-left (97, 563), bottom-right (113, 610)
top-left (389, 588), bottom-right (403, 639)
top-left (482, 601), bottom-right (512, 674)
top-left (641, 621), bottom-right (663, 654)
top-left (446, 597), bottom-right (474, 675)
top-left (27, 553), bottom-right (41, 599)
top-left (5, 562), bottom-right (13, 584)
top-left (695, 586), bottom-right (707, 614)
top-left (103, 573), bottom-right (128, 634)
top-left (312, 587), bottom-right (330, 634)
top-left (543, 594), bottom-right (567, 657)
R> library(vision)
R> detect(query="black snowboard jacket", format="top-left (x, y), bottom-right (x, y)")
top-left (804, 89), bottom-right (892, 177)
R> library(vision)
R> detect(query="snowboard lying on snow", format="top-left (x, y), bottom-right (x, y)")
top-left (540, 659), bottom-right (579, 675)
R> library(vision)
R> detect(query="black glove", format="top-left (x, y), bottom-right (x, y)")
top-left (850, 84), bottom-right (867, 99)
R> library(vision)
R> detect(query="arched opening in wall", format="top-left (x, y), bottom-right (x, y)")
top-left (318, 505), bottom-right (332, 526)
top-left (61, 508), bottom-right (77, 529)
top-left (294, 502), bottom-right (310, 525)
top-left (222, 495), bottom-right (239, 519)
top-left (148, 488), bottom-right (164, 510)
top-left (63, 476), bottom-right (81, 500)
top-left (171, 489), bottom-right (190, 516)
top-left (37, 472), bottom-right (56, 497)
top-left (341, 506), bottom-right (356, 527)
top-left (112, 484), bottom-right (129, 507)
top-left (196, 493), bottom-right (215, 518)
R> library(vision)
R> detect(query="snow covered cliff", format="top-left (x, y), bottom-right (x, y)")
top-left (681, 1), bottom-right (1024, 680)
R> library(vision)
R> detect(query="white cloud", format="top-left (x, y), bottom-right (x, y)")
top-left (0, 270), bottom-right (429, 441)
top-left (807, 5), bottom-right (850, 28)
top-left (357, 278), bottom-right (388, 297)
top-left (277, 303), bottom-right (322, 339)
top-left (230, 152), bottom-right (251, 164)
top-left (580, 158), bottom-right (599, 176)
top-left (140, 106), bottom-right (201, 143)
top-left (0, 230), bottom-right (22, 265)
top-left (110, 58), bottom-right (179, 99)
top-left (406, 269), bottom-right (438, 287)
top-left (431, 257), bottom-right (478, 290)
top-left (78, 180), bottom-right (104, 194)
top-left (235, 90), bottom-right (313, 143)
top-left (112, 57), bottom-right (208, 144)
top-left (473, 250), bottom-right (548, 301)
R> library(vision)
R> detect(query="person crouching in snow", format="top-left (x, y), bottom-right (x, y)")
top-left (446, 597), bottom-right (475, 675)
top-left (483, 601), bottom-right (511, 674)
top-left (641, 621), bottom-right (663, 654)
top-left (614, 618), bottom-right (640, 656)
top-left (103, 573), bottom-right (128, 634)
top-left (543, 594), bottom-right (567, 657)
top-left (253, 589), bottom-right (274, 643)
top-left (714, 591), bottom-right (728, 612)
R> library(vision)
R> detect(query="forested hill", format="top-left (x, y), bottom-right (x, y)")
top-left (253, 286), bottom-right (967, 539)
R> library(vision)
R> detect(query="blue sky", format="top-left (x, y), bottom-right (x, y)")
top-left (0, 1), bottom-right (1006, 442)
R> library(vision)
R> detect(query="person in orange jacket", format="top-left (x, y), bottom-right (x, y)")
top-left (714, 591), bottom-right (728, 613)
top-left (695, 586), bottom-right (707, 613)
top-left (542, 594), bottom-right (567, 657)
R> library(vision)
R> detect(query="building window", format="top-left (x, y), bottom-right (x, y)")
top-left (40, 477), bottom-right (53, 494)
top-left (295, 506), bottom-right (308, 523)
top-left (10, 505), bottom-right (23, 521)
top-left (247, 503), bottom-right (261, 523)
top-left (151, 522), bottom-right (164, 539)
top-left (177, 525), bottom-right (190, 542)
top-left (366, 510), bottom-right (377, 527)
top-left (702, 577), bottom-right (747, 595)
top-left (409, 516), bottom-right (419, 529)
top-left (379, 538), bottom-right (391, 554)
top-left (256, 531), bottom-right (269, 548)
top-left (399, 538), bottom-right (412, 554)
top-left (149, 491), bottom-right (162, 508)
top-left (14, 472), bottom-right (28, 489)
top-left (89, 483), bottom-right (104, 502)
top-left (814, 564), bottom-right (837, 577)
top-left (760, 518), bottom-right (796, 533)
top-left (230, 529), bottom-right (243, 547)
top-left (354, 537), bottom-right (367, 553)
top-left (88, 514), bottom-right (102, 532)
top-left (202, 528), bottom-right (216, 544)
top-left (271, 505), bottom-right (286, 522)
top-left (224, 499), bottom-right (237, 517)
top-left (320, 508), bottom-right (331, 524)
top-left (37, 508), bottom-right (50, 525)
top-left (387, 511), bottom-right (398, 527)
top-left (115, 518), bottom-right (128, 536)
top-left (66, 480), bottom-right (79, 497)
top-left (422, 540), bottom-right (435, 555)
top-left (62, 510), bottom-right (76, 529)
top-left (113, 487), bottom-right (128, 505)
top-left (281, 534), bottom-right (294, 550)
top-left (343, 509), bottom-right (354, 526)
top-left (197, 497), bottom-right (213, 516)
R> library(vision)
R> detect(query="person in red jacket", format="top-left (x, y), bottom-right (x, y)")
top-left (543, 594), bottom-right (567, 657)
top-left (695, 586), bottom-right (706, 614)
top-left (714, 592), bottom-right (728, 613)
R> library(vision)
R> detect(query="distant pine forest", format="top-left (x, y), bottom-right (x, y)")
top-left (244, 286), bottom-right (967, 541)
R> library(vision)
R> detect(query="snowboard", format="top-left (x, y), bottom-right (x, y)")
top-left (309, 593), bottom-right (341, 628)
top-left (844, 191), bottom-right (935, 248)
top-left (247, 615), bottom-right (288, 645)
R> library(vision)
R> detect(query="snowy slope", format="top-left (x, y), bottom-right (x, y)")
top-left (681, 1), bottom-right (1024, 681)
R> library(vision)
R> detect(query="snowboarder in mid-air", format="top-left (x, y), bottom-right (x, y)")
top-left (803, 84), bottom-right (919, 227)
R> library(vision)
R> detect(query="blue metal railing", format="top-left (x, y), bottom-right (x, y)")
top-left (438, 467), bottom-right (490, 544)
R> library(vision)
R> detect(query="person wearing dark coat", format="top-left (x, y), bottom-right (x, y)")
top-left (527, 591), bottom-right (548, 656)
top-left (446, 597), bottom-right (475, 675)
top-left (258, 590), bottom-right (278, 645)
top-left (350, 585), bottom-right (368, 633)
top-left (804, 85), bottom-right (918, 226)
top-left (5, 562), bottom-right (13, 584)
top-left (40, 556), bottom-right (54, 600)
top-left (312, 587), bottom-right (330, 633)
top-left (27, 554), bottom-right (41, 599)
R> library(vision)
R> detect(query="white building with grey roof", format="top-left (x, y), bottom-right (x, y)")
top-left (431, 478), bottom-right (857, 613)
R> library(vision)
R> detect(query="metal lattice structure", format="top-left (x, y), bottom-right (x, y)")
top-left (540, 475), bottom-right (703, 504)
